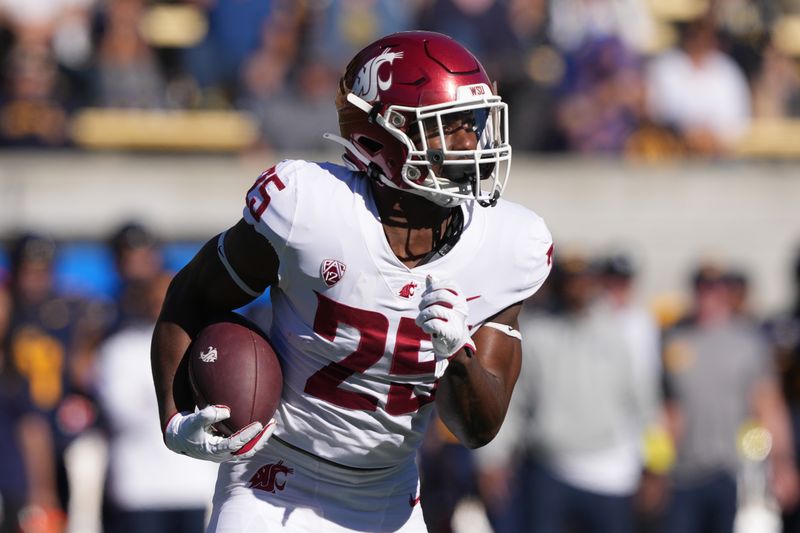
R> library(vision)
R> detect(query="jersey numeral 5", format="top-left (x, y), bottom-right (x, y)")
top-left (247, 166), bottom-right (285, 221)
top-left (304, 292), bottom-right (436, 416)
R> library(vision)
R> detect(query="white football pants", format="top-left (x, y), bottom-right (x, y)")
top-left (206, 437), bottom-right (428, 532)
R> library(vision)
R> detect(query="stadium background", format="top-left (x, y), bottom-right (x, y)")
top-left (2, 0), bottom-right (800, 532)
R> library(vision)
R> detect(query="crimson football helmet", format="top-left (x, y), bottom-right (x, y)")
top-left (325, 31), bottom-right (511, 207)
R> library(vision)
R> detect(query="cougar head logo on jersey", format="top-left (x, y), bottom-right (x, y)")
top-left (398, 282), bottom-right (418, 299)
top-left (248, 461), bottom-right (294, 494)
top-left (321, 259), bottom-right (347, 287)
top-left (351, 48), bottom-right (404, 102)
top-left (199, 346), bottom-right (217, 363)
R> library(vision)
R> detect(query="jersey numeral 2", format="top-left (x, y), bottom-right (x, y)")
top-left (304, 292), bottom-right (436, 416)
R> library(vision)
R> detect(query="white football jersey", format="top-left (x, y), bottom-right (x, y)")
top-left (242, 160), bottom-right (552, 469)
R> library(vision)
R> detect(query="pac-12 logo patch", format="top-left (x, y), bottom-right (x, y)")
top-left (248, 460), bottom-right (294, 494)
top-left (321, 259), bottom-right (346, 287)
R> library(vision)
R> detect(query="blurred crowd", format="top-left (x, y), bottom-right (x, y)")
top-left (0, 225), bottom-right (224, 533)
top-left (3, 223), bottom-right (800, 533)
top-left (0, 0), bottom-right (799, 157)
top-left (421, 249), bottom-right (800, 533)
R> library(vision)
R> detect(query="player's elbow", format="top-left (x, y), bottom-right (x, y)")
top-left (460, 426), bottom-right (500, 449)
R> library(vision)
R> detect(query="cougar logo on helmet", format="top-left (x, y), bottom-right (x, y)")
top-left (352, 49), bottom-right (404, 102)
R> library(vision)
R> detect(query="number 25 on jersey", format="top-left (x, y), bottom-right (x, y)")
top-left (305, 293), bottom-right (437, 416)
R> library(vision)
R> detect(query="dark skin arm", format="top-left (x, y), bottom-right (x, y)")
top-left (436, 303), bottom-right (523, 448)
top-left (151, 219), bottom-right (278, 430)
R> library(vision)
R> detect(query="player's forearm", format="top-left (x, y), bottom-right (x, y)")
top-left (151, 262), bottom-right (208, 428)
top-left (151, 319), bottom-right (195, 429)
top-left (436, 349), bottom-right (509, 448)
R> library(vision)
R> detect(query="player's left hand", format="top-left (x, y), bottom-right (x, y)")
top-left (416, 275), bottom-right (475, 360)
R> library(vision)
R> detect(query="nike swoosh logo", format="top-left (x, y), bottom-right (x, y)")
top-left (466, 295), bottom-right (481, 302)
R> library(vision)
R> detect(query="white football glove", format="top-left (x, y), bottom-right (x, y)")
top-left (164, 405), bottom-right (275, 463)
top-left (416, 275), bottom-right (475, 360)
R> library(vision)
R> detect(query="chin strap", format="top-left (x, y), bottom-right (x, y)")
top-left (478, 189), bottom-right (500, 208)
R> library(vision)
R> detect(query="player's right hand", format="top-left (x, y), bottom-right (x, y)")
top-left (416, 275), bottom-right (475, 360)
top-left (164, 405), bottom-right (275, 463)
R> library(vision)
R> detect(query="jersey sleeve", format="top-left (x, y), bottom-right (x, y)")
top-left (470, 206), bottom-right (553, 325)
top-left (242, 159), bottom-right (303, 261)
top-left (516, 213), bottom-right (554, 301)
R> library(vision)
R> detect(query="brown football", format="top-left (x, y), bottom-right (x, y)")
top-left (187, 315), bottom-right (282, 436)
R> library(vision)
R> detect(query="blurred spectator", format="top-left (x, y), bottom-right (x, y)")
top-left (64, 221), bottom-right (163, 392)
top-left (597, 253), bottom-right (669, 531)
top-left (661, 264), bottom-right (799, 533)
top-left (548, 0), bottom-right (656, 54)
top-left (765, 248), bottom-right (800, 532)
top-left (477, 254), bottom-right (657, 533)
top-left (0, 0), bottom-right (95, 64)
top-left (0, 280), bottom-right (65, 533)
top-left (751, 40), bottom-right (800, 119)
top-left (243, 0), bottom-right (414, 151)
top-left (597, 253), bottom-right (661, 385)
top-left (0, 44), bottom-right (70, 146)
top-left (183, 0), bottom-right (275, 104)
top-left (0, 0), bottom-right (95, 146)
top-left (554, 36), bottom-right (646, 153)
top-left (5, 233), bottom-right (99, 513)
top-left (106, 221), bottom-right (163, 331)
top-left (109, 221), bottom-right (161, 283)
top-left (97, 271), bottom-right (216, 533)
top-left (246, 60), bottom-right (340, 151)
top-left (93, 0), bottom-right (165, 108)
top-left (502, 0), bottom-right (562, 151)
top-left (716, 0), bottom-right (779, 82)
top-left (308, 0), bottom-right (416, 72)
top-left (645, 15), bottom-right (752, 156)
top-left (725, 268), bottom-right (752, 318)
top-left (239, 3), bottom-right (303, 106)
top-left (597, 252), bottom-right (663, 437)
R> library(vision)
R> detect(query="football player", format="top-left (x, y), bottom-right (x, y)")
top-left (152, 31), bottom-right (553, 532)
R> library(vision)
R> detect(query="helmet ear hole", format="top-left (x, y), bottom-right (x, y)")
top-left (357, 136), bottom-right (383, 155)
